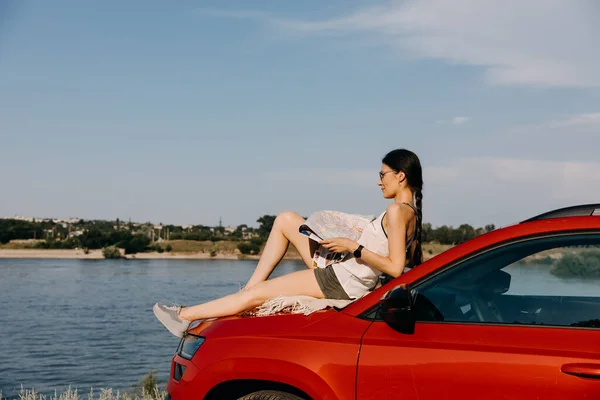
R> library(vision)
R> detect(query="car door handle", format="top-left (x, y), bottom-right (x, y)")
top-left (561, 363), bottom-right (600, 379)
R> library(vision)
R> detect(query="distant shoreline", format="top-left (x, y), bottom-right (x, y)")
top-left (0, 248), bottom-right (302, 260)
top-left (0, 243), bottom-right (452, 261)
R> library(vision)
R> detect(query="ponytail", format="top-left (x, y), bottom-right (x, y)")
top-left (412, 189), bottom-right (423, 267)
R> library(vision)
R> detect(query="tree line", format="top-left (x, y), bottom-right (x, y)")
top-left (0, 215), bottom-right (495, 254)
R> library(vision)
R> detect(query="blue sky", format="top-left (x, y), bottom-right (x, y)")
top-left (1, 0), bottom-right (599, 228)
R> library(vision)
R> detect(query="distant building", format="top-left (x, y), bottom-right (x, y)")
top-left (3, 216), bottom-right (82, 225)
top-left (52, 218), bottom-right (80, 224)
top-left (5, 216), bottom-right (35, 222)
top-left (243, 231), bottom-right (259, 239)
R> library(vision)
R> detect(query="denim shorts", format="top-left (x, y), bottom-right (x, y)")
top-left (313, 265), bottom-right (351, 300)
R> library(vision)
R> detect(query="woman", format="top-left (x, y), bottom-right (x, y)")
top-left (153, 149), bottom-right (423, 337)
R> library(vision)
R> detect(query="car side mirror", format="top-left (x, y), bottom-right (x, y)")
top-left (379, 285), bottom-right (415, 334)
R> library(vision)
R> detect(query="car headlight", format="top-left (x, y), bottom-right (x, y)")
top-left (177, 335), bottom-right (205, 360)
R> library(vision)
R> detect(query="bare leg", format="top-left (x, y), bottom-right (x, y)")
top-left (179, 269), bottom-right (323, 320)
top-left (244, 211), bottom-right (314, 289)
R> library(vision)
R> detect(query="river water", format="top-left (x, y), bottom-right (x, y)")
top-left (1, 258), bottom-right (598, 398)
top-left (0, 258), bottom-right (305, 397)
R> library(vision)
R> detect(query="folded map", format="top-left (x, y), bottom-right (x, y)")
top-left (299, 210), bottom-right (375, 268)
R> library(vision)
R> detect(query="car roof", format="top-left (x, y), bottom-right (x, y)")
top-left (519, 203), bottom-right (600, 223)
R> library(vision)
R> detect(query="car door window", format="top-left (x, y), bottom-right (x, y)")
top-left (412, 233), bottom-right (600, 328)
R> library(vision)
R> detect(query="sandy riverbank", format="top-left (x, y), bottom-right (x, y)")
top-left (0, 249), bottom-right (442, 261)
top-left (0, 248), bottom-right (302, 260)
top-left (0, 243), bottom-right (450, 260)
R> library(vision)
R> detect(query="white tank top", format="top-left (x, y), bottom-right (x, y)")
top-left (331, 211), bottom-right (389, 299)
top-left (331, 205), bottom-right (418, 299)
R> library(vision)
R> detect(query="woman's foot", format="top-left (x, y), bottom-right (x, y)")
top-left (153, 302), bottom-right (191, 338)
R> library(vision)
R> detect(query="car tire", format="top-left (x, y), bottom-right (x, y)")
top-left (237, 390), bottom-right (306, 400)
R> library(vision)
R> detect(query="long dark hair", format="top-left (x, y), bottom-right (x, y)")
top-left (382, 149), bottom-right (423, 267)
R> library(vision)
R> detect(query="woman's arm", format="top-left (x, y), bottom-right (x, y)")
top-left (319, 203), bottom-right (412, 278)
top-left (360, 203), bottom-right (409, 277)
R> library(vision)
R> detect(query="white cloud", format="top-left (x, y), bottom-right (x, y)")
top-left (451, 117), bottom-right (470, 125)
top-left (547, 113), bottom-right (600, 128)
top-left (486, 111), bottom-right (600, 153)
top-left (424, 157), bottom-right (600, 226)
top-left (436, 116), bottom-right (470, 125)
top-left (269, 0), bottom-right (600, 88)
top-left (426, 157), bottom-right (600, 189)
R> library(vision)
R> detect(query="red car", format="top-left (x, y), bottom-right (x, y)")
top-left (166, 204), bottom-right (600, 400)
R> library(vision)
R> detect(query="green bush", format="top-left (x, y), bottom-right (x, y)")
top-left (237, 241), bottom-right (260, 255)
top-left (249, 237), bottom-right (265, 247)
top-left (124, 370), bottom-right (164, 399)
top-left (536, 256), bottom-right (555, 265)
top-left (519, 255), bottom-right (555, 266)
top-left (165, 244), bottom-right (173, 252)
top-left (124, 234), bottom-right (151, 255)
top-left (139, 370), bottom-right (159, 396)
top-left (552, 251), bottom-right (600, 278)
top-left (80, 228), bottom-right (108, 249)
top-left (102, 245), bottom-right (122, 259)
top-left (182, 231), bottom-right (213, 241)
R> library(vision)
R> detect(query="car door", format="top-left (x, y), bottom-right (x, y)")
top-left (356, 232), bottom-right (600, 400)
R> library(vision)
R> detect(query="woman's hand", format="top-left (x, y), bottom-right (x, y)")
top-left (319, 237), bottom-right (358, 253)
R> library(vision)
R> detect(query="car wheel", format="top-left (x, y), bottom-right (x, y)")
top-left (237, 390), bottom-right (306, 400)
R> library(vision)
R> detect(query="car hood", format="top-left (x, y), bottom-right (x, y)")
top-left (185, 307), bottom-right (337, 338)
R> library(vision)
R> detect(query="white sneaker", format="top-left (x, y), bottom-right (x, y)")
top-left (153, 302), bottom-right (191, 338)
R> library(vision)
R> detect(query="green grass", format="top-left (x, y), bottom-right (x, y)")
top-left (422, 243), bottom-right (454, 260)
top-left (1, 371), bottom-right (167, 400)
top-left (0, 240), bottom-right (44, 249)
top-left (0, 386), bottom-right (167, 400)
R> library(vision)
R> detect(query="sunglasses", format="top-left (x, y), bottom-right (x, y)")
top-left (379, 170), bottom-right (395, 180)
